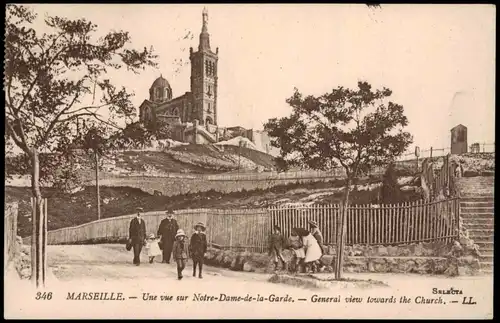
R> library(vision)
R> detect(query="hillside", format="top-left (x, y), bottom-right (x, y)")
top-left (6, 151), bottom-right (494, 238)
top-left (6, 175), bottom-right (422, 238)
top-left (5, 143), bottom-right (277, 187)
top-left (100, 144), bottom-right (276, 176)
top-left (10, 143), bottom-right (487, 189)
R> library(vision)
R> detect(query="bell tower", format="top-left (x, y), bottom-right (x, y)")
top-left (190, 7), bottom-right (218, 126)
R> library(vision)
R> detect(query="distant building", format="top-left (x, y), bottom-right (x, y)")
top-left (137, 8), bottom-right (275, 154)
top-left (470, 142), bottom-right (480, 153)
top-left (245, 129), bottom-right (280, 156)
top-left (450, 124), bottom-right (467, 154)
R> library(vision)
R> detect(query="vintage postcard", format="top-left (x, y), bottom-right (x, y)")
top-left (4, 3), bottom-right (494, 319)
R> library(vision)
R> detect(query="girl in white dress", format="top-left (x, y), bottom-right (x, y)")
top-left (295, 228), bottom-right (322, 273)
top-left (145, 233), bottom-right (162, 263)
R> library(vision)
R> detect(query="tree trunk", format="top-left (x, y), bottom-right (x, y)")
top-left (95, 152), bottom-right (101, 220)
top-left (30, 148), bottom-right (46, 287)
top-left (334, 177), bottom-right (351, 280)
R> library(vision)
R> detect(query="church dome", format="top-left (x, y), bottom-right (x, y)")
top-left (150, 75), bottom-right (171, 90)
top-left (149, 75), bottom-right (173, 103)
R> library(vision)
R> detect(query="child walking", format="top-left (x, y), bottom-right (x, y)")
top-left (288, 228), bottom-right (306, 273)
top-left (268, 225), bottom-right (287, 272)
top-left (172, 229), bottom-right (189, 280)
top-left (189, 222), bottom-right (208, 279)
top-left (145, 233), bottom-right (162, 264)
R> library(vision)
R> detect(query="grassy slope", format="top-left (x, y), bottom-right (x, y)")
top-left (7, 176), bottom-right (422, 238)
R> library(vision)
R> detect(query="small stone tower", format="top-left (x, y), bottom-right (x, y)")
top-left (450, 124), bottom-right (468, 154)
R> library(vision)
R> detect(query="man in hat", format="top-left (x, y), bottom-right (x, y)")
top-left (189, 222), bottom-right (208, 279)
top-left (157, 209), bottom-right (179, 264)
top-left (129, 207), bottom-right (147, 265)
top-left (268, 225), bottom-right (287, 272)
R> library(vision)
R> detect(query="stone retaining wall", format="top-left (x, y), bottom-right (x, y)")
top-left (98, 176), bottom-right (347, 196)
top-left (322, 242), bottom-right (455, 258)
top-left (204, 240), bottom-right (482, 276)
top-left (10, 236), bottom-right (31, 279)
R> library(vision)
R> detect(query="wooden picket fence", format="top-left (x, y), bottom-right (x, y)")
top-left (269, 198), bottom-right (460, 246)
top-left (4, 203), bottom-right (18, 270)
top-left (32, 198), bottom-right (460, 251)
top-left (38, 209), bottom-right (271, 253)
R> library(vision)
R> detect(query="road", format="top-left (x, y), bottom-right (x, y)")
top-left (5, 244), bottom-right (493, 319)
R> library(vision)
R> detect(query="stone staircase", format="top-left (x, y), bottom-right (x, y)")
top-left (456, 176), bottom-right (494, 273)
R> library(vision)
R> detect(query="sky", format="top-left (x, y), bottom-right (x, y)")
top-left (21, 4), bottom-right (496, 153)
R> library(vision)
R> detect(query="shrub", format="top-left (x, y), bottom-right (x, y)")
top-left (380, 163), bottom-right (401, 204)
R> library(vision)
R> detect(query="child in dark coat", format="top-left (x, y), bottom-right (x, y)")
top-left (268, 225), bottom-right (287, 272)
top-left (189, 222), bottom-right (208, 279)
top-left (172, 229), bottom-right (189, 280)
top-left (288, 228), bottom-right (306, 273)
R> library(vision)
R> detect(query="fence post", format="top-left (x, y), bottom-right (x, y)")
top-left (455, 197), bottom-right (461, 238)
top-left (43, 198), bottom-right (48, 283)
top-left (229, 212), bottom-right (233, 249)
top-left (4, 208), bottom-right (8, 270)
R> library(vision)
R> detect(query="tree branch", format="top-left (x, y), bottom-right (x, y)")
top-left (13, 39), bottom-right (70, 116)
top-left (5, 120), bottom-right (30, 154)
top-left (40, 91), bottom-right (82, 145)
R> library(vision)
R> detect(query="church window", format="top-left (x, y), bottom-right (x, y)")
top-left (207, 102), bottom-right (212, 113)
top-left (205, 60), bottom-right (215, 77)
top-left (173, 108), bottom-right (179, 116)
top-left (209, 62), bottom-right (215, 76)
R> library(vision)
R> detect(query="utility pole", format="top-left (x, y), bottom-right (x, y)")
top-left (415, 146), bottom-right (420, 173)
top-left (238, 140), bottom-right (243, 174)
top-left (95, 151), bottom-right (101, 220)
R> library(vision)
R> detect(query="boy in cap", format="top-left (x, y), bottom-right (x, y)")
top-left (172, 229), bottom-right (189, 280)
top-left (268, 225), bottom-right (287, 272)
top-left (189, 222), bottom-right (208, 279)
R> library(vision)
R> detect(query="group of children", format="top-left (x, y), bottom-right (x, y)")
top-left (268, 220), bottom-right (325, 274)
top-left (145, 222), bottom-right (208, 280)
top-left (142, 219), bottom-right (325, 278)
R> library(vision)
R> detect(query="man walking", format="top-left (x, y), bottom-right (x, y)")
top-left (129, 207), bottom-right (147, 266)
top-left (157, 209), bottom-right (179, 264)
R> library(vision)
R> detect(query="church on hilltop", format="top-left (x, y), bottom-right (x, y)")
top-left (137, 8), bottom-right (277, 156)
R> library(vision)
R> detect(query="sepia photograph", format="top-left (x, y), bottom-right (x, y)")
top-left (4, 3), bottom-right (495, 319)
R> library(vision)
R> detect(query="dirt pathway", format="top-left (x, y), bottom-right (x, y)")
top-left (47, 244), bottom-right (268, 282)
top-left (5, 244), bottom-right (493, 319)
